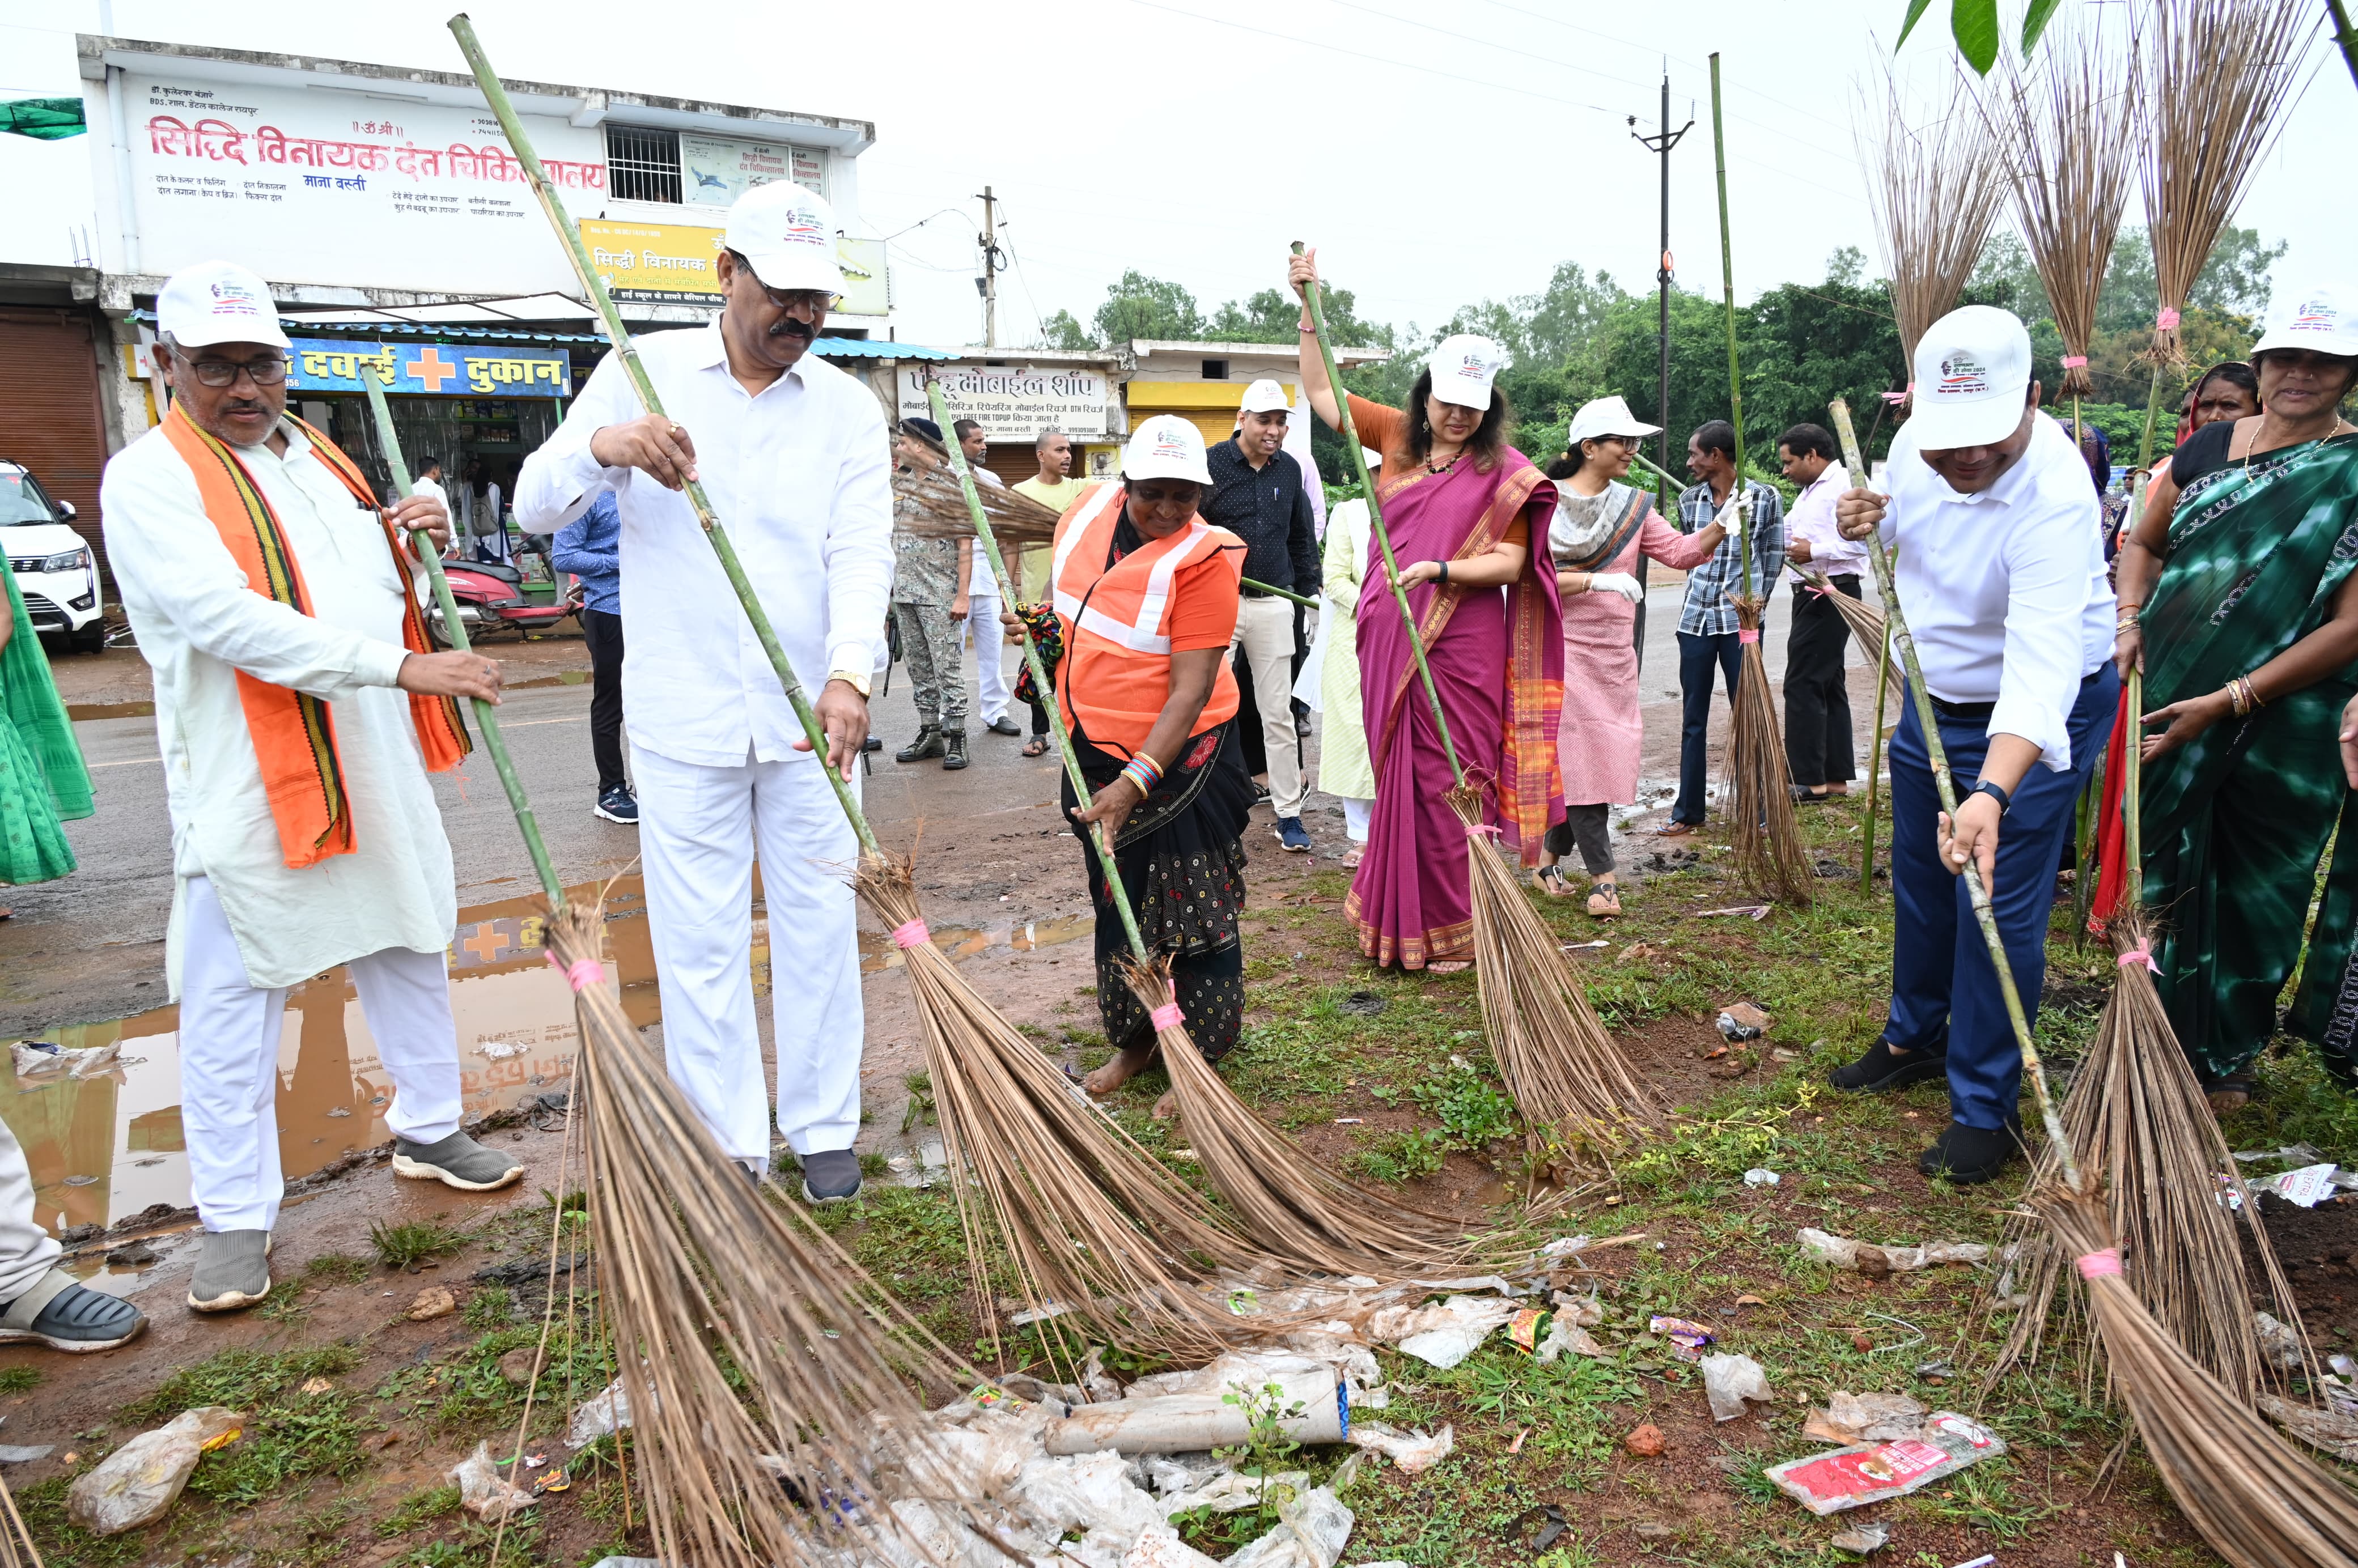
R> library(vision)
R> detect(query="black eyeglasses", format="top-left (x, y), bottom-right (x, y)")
top-left (744, 281), bottom-right (839, 318)
top-left (183, 355), bottom-right (290, 388)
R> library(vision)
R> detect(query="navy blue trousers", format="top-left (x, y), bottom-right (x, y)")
top-left (1882, 669), bottom-right (2117, 1129)
top-left (1674, 630), bottom-right (1745, 825)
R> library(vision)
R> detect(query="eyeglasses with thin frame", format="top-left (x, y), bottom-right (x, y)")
top-left (179, 354), bottom-right (290, 389)
top-left (742, 279), bottom-right (840, 318)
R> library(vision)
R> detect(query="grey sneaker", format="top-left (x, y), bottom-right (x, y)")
top-left (393, 1130), bottom-right (526, 1192)
top-left (799, 1149), bottom-right (863, 1204)
top-left (0, 1270), bottom-right (146, 1350)
top-left (188, 1230), bottom-right (272, 1314)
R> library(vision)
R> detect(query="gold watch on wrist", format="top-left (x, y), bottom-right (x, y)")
top-left (826, 668), bottom-right (872, 699)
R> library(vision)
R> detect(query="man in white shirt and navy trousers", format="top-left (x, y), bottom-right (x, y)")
top-left (515, 182), bottom-right (892, 1203)
top-left (1827, 305), bottom-right (2118, 1184)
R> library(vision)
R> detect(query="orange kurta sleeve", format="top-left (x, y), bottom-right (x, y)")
top-left (1167, 551), bottom-right (1242, 653)
top-left (1346, 394), bottom-right (1409, 473)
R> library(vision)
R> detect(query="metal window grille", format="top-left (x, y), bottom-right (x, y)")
top-left (605, 125), bottom-right (681, 206)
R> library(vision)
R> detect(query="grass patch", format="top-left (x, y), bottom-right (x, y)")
top-left (113, 1344), bottom-right (372, 1510)
top-left (463, 1285), bottom-right (515, 1329)
top-left (1346, 1128), bottom-right (1449, 1184)
top-left (0, 1366), bottom-right (41, 1395)
top-left (368, 1218), bottom-right (470, 1271)
top-left (124, 1342), bottom-right (361, 1421)
top-left (302, 1252), bottom-right (372, 1286)
top-left (376, 1483), bottom-right (461, 1537)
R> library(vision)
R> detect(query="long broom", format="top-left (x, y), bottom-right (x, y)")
top-left (1829, 401), bottom-right (2358, 1568)
top-left (1710, 54), bottom-right (1814, 907)
top-left (448, 15), bottom-right (1270, 1371)
top-left (1794, 567), bottom-right (1900, 894)
top-left (922, 379), bottom-right (1469, 1278)
top-left (1859, 59), bottom-right (2010, 372)
top-left (361, 377), bottom-right (979, 1568)
top-left (1294, 244), bottom-right (1659, 1168)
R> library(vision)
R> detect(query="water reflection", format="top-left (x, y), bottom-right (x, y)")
top-left (8, 886), bottom-right (1091, 1238)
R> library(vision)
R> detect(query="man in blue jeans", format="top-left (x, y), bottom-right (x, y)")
top-left (552, 492), bottom-right (635, 825)
top-left (1662, 420), bottom-right (1784, 835)
top-left (1825, 305), bottom-right (2116, 1184)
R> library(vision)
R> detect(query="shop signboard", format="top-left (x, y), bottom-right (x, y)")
top-left (581, 220), bottom-right (889, 316)
top-left (680, 134), bottom-right (827, 205)
top-left (282, 338), bottom-right (571, 398)
top-left (128, 73), bottom-right (607, 296)
top-left (895, 364), bottom-right (1111, 440)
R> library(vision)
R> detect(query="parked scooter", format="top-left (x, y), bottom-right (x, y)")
top-left (428, 557), bottom-right (573, 644)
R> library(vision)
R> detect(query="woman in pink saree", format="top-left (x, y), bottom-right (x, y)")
top-left (1292, 250), bottom-right (1564, 971)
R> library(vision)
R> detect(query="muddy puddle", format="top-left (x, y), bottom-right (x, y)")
top-left (10, 879), bottom-right (1091, 1239)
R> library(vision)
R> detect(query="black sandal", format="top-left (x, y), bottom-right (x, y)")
top-left (1535, 865), bottom-right (1574, 898)
top-left (1022, 736), bottom-right (1050, 757)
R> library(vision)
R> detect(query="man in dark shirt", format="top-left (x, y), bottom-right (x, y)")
top-left (1203, 379), bottom-right (1321, 851)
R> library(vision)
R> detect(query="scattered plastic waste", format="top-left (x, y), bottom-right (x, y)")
top-left (1647, 1315), bottom-right (1715, 1360)
top-left (1125, 1527), bottom-right (1224, 1567)
top-left (1507, 1503), bottom-right (1570, 1553)
top-left (1346, 1421), bottom-right (1452, 1475)
top-left (1744, 1168), bottom-right (1781, 1187)
top-left (1803, 1391), bottom-right (1928, 1444)
top-left (2255, 1311), bottom-right (2310, 1371)
top-left (1697, 905), bottom-right (1774, 920)
top-left (1766, 1411), bottom-right (2005, 1515)
top-left (1540, 1233), bottom-right (1593, 1258)
top-left (66, 1405), bottom-right (243, 1535)
top-left (11, 1039), bottom-right (123, 1081)
top-left (2250, 1163), bottom-right (2346, 1207)
top-left (0, 1446), bottom-right (53, 1464)
top-left (1223, 1486), bottom-right (1352, 1568)
top-left (1389, 1295), bottom-right (1520, 1369)
top-left (1716, 1002), bottom-right (1771, 1038)
top-left (1829, 1520), bottom-right (1891, 1555)
top-left (1698, 1352), bottom-right (1775, 1421)
top-left (565, 1378), bottom-right (635, 1448)
top-left (1047, 1359), bottom-right (1343, 1455)
top-left (453, 1440), bottom-right (536, 1520)
top-left (1799, 1229), bottom-right (1990, 1274)
top-left (1535, 1314), bottom-right (1606, 1362)
top-left (2259, 1394), bottom-right (2358, 1462)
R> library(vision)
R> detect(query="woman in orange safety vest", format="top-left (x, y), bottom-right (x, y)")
top-left (1010, 415), bottom-right (1250, 1119)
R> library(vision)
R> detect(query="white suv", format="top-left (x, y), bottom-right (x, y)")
top-left (2, 460), bottom-right (104, 653)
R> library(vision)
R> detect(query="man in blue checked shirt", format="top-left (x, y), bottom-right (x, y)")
top-left (1660, 419), bottom-right (1785, 836)
top-left (552, 492), bottom-right (635, 825)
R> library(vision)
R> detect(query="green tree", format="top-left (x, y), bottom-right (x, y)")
top-left (1093, 271), bottom-right (1205, 343)
top-left (1034, 309), bottom-right (1091, 351)
top-left (2095, 224), bottom-right (2284, 336)
top-left (1741, 265), bottom-right (1909, 461)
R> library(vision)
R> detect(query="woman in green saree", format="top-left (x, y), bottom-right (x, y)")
top-left (2114, 291), bottom-right (2358, 1108)
top-left (0, 560), bottom-right (92, 911)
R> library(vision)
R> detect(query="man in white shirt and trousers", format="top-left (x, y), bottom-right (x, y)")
top-left (515, 182), bottom-right (891, 1202)
top-left (953, 418), bottom-right (1022, 738)
top-left (101, 262), bottom-right (524, 1314)
top-left (1826, 305), bottom-right (2117, 1184)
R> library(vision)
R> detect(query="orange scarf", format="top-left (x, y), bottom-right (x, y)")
top-left (162, 408), bottom-right (468, 868)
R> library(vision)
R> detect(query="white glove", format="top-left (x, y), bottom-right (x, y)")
top-left (1586, 571), bottom-right (1644, 605)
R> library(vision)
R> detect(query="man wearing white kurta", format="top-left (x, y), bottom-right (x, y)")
top-left (514, 183), bottom-right (892, 1202)
top-left (100, 261), bottom-right (525, 1314)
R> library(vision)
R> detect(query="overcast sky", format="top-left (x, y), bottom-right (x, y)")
top-left (2, 0), bottom-right (2346, 349)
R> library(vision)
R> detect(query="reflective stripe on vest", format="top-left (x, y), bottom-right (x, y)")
top-left (1051, 487), bottom-right (1224, 657)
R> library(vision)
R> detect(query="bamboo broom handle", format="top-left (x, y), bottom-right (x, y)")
top-left (1241, 577), bottom-right (1317, 609)
top-left (1292, 241), bottom-right (1465, 788)
top-left (1829, 398), bottom-right (2082, 1190)
top-left (1861, 619), bottom-right (1889, 894)
top-left (922, 380), bottom-right (1154, 968)
top-left (362, 375), bottom-right (565, 912)
top-left (1709, 53), bottom-right (1754, 605)
top-left (447, 14), bottom-right (879, 861)
top-left (2125, 668), bottom-right (2144, 908)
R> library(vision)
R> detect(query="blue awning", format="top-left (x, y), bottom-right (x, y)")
top-left (812, 339), bottom-right (954, 360)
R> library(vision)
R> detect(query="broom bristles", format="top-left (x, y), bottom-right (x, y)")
top-left (1799, 570), bottom-right (1902, 700)
top-left (2037, 1185), bottom-right (2358, 1568)
top-left (546, 904), bottom-right (979, 1568)
top-left (1861, 60), bottom-right (2012, 367)
top-left (1727, 597), bottom-right (1817, 906)
top-left (1121, 959), bottom-right (1471, 1277)
top-left (1987, 912), bottom-right (2310, 1402)
top-left (855, 857), bottom-right (1275, 1361)
top-left (1448, 787), bottom-right (1660, 1163)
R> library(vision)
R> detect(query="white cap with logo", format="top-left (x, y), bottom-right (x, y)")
top-left (1564, 394), bottom-right (1662, 448)
top-left (1123, 415), bottom-right (1214, 485)
top-left (723, 181), bottom-right (846, 295)
top-left (1237, 379), bottom-right (1292, 415)
top-left (1908, 305), bottom-right (2033, 449)
top-left (156, 260), bottom-right (289, 350)
top-left (2251, 285), bottom-right (2358, 362)
top-left (1425, 333), bottom-right (1508, 411)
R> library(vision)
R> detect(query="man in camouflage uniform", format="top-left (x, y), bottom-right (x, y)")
top-left (890, 418), bottom-right (973, 770)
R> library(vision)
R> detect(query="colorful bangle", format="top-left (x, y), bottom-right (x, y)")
top-left (1120, 753), bottom-right (1164, 798)
top-left (2224, 675), bottom-right (2264, 717)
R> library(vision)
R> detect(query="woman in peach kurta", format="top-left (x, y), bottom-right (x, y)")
top-left (1536, 418), bottom-right (1724, 915)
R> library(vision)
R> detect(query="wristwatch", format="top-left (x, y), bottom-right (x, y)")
top-left (826, 668), bottom-right (872, 699)
top-left (1969, 778), bottom-right (2012, 817)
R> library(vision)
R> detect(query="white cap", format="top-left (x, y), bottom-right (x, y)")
top-left (1123, 415), bottom-right (1214, 485)
top-left (156, 261), bottom-right (288, 350)
top-left (1564, 394), bottom-right (1661, 448)
top-left (1425, 333), bottom-right (1508, 411)
top-left (1909, 305), bottom-right (2033, 449)
top-left (2251, 286), bottom-right (2358, 362)
top-left (1237, 379), bottom-right (1292, 415)
top-left (722, 181), bottom-right (846, 295)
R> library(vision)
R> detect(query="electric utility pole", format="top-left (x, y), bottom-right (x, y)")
top-left (975, 186), bottom-right (1006, 348)
top-left (1629, 74), bottom-right (1693, 666)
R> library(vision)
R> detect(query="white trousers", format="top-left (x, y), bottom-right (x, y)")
top-left (1341, 797), bottom-right (1373, 843)
top-left (1233, 595), bottom-right (1305, 817)
top-left (631, 745), bottom-right (863, 1165)
top-left (968, 581), bottom-right (1010, 725)
top-left (180, 874), bottom-right (463, 1233)
top-left (0, 1117), bottom-right (60, 1304)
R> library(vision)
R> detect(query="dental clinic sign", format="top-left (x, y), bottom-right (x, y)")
top-left (896, 365), bottom-right (1111, 440)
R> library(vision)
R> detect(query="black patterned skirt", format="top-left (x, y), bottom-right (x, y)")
top-left (1062, 718), bottom-right (1253, 1062)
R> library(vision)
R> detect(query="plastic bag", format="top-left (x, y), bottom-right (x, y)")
top-left (1698, 1353), bottom-right (1775, 1422)
top-left (1346, 1420), bottom-right (1454, 1476)
top-left (66, 1405), bottom-right (243, 1536)
top-left (1797, 1228), bottom-right (1989, 1274)
top-left (1766, 1411), bottom-right (2005, 1515)
top-left (1385, 1296), bottom-right (1517, 1369)
top-left (1803, 1391), bottom-right (1927, 1444)
top-left (1225, 1486), bottom-right (1355, 1568)
top-left (452, 1440), bottom-right (536, 1521)
top-left (566, 1377), bottom-right (634, 1448)
top-left (1125, 1525), bottom-right (1225, 1568)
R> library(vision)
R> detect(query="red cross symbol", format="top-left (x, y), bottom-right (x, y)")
top-left (460, 923), bottom-right (511, 964)
top-left (406, 346), bottom-right (458, 392)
